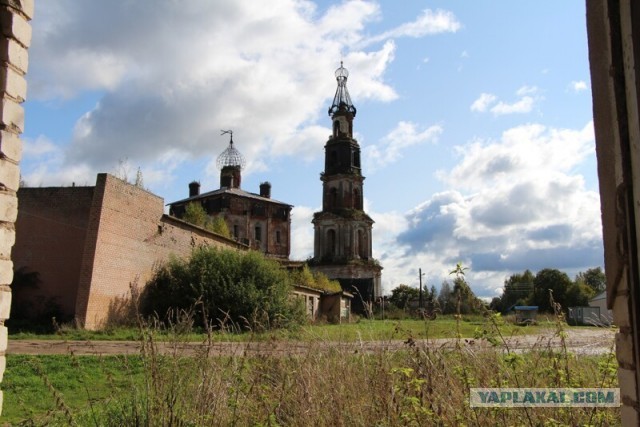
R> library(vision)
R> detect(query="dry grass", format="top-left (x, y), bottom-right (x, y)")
top-left (4, 312), bottom-right (620, 426)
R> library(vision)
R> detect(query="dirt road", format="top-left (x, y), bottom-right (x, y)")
top-left (6, 328), bottom-right (616, 356)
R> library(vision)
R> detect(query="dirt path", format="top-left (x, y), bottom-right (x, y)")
top-left (6, 328), bottom-right (616, 356)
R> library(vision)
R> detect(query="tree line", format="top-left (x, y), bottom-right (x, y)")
top-left (388, 266), bottom-right (605, 315)
top-left (489, 267), bottom-right (605, 313)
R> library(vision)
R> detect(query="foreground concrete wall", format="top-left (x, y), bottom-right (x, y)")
top-left (587, 1), bottom-right (640, 423)
top-left (0, 0), bottom-right (32, 415)
top-left (74, 174), bottom-right (245, 330)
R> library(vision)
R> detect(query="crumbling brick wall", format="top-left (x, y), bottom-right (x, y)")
top-left (73, 174), bottom-right (245, 330)
top-left (0, 0), bottom-right (32, 414)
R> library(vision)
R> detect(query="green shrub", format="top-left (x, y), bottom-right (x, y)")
top-left (290, 265), bottom-right (342, 293)
top-left (141, 247), bottom-right (305, 330)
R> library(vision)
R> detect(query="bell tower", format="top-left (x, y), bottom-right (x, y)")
top-left (311, 63), bottom-right (382, 310)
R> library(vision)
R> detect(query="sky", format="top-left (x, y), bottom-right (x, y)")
top-left (21, 1), bottom-right (601, 299)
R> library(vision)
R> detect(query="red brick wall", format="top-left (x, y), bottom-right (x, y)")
top-left (15, 174), bottom-right (244, 330)
top-left (13, 186), bottom-right (95, 318)
top-left (75, 174), bottom-right (244, 329)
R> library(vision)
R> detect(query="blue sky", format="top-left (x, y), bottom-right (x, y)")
top-left (21, 1), bottom-right (600, 298)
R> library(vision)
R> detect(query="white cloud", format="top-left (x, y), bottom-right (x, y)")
top-left (471, 86), bottom-right (541, 116)
top-left (364, 8), bottom-right (461, 46)
top-left (516, 85), bottom-right (538, 96)
top-left (290, 205), bottom-right (317, 260)
top-left (394, 121), bottom-right (601, 299)
top-left (31, 0), bottom-right (453, 184)
top-left (570, 80), bottom-right (588, 92)
top-left (490, 96), bottom-right (534, 115)
top-left (470, 93), bottom-right (497, 112)
top-left (364, 121), bottom-right (442, 172)
top-left (23, 135), bottom-right (58, 157)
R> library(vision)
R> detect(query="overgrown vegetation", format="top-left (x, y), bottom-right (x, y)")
top-left (182, 202), bottom-right (231, 237)
top-left (289, 265), bottom-right (342, 293)
top-left (140, 247), bottom-right (306, 330)
top-left (9, 316), bottom-right (562, 342)
top-left (2, 314), bottom-right (619, 426)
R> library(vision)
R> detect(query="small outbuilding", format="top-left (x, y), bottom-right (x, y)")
top-left (513, 306), bottom-right (538, 325)
top-left (291, 285), bottom-right (323, 319)
top-left (291, 285), bottom-right (353, 323)
top-left (319, 291), bottom-right (353, 324)
top-left (567, 306), bottom-right (602, 326)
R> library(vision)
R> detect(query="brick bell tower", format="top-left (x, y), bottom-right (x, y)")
top-left (311, 62), bottom-right (382, 312)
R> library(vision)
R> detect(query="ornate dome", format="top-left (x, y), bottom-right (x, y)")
top-left (216, 130), bottom-right (246, 170)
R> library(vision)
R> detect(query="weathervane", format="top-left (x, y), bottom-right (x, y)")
top-left (221, 129), bottom-right (234, 145)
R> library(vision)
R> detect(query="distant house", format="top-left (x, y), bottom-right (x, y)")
top-left (589, 291), bottom-right (613, 325)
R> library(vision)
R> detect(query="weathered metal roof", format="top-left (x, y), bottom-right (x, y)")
top-left (168, 186), bottom-right (292, 207)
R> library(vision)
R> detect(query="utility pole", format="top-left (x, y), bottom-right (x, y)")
top-left (419, 268), bottom-right (423, 309)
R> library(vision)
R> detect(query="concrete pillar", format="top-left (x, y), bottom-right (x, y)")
top-left (587, 0), bottom-right (640, 423)
top-left (0, 0), bottom-right (32, 415)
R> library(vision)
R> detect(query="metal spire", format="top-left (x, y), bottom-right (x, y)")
top-left (328, 61), bottom-right (356, 117)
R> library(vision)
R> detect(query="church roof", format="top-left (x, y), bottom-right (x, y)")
top-left (168, 186), bottom-right (292, 208)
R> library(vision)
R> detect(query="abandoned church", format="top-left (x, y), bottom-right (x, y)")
top-left (168, 132), bottom-right (293, 259)
top-left (11, 64), bottom-right (380, 328)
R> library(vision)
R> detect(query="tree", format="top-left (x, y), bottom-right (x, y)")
top-left (565, 281), bottom-right (594, 307)
top-left (575, 267), bottom-right (606, 294)
top-left (208, 215), bottom-right (231, 238)
top-left (452, 276), bottom-right (484, 315)
top-left (134, 167), bottom-right (144, 188)
top-left (427, 285), bottom-right (438, 308)
top-left (182, 203), bottom-right (231, 238)
top-left (183, 202), bottom-right (209, 228)
top-left (530, 268), bottom-right (573, 312)
top-left (438, 280), bottom-right (455, 314)
top-left (494, 270), bottom-right (535, 313)
top-left (389, 284), bottom-right (419, 309)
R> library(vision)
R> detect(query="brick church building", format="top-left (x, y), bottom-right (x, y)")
top-left (310, 63), bottom-right (382, 310)
top-left (169, 133), bottom-right (293, 259)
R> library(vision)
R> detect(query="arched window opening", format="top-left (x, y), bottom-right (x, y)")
top-left (353, 189), bottom-right (361, 210)
top-left (326, 229), bottom-right (336, 257)
top-left (357, 229), bottom-right (366, 259)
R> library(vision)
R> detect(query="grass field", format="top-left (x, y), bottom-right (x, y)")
top-left (1, 315), bottom-right (620, 426)
top-left (1, 344), bottom-right (619, 425)
top-left (8, 315), bottom-right (572, 342)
